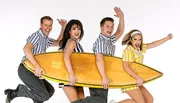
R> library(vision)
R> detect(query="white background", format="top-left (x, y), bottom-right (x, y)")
top-left (0, 0), bottom-right (179, 103)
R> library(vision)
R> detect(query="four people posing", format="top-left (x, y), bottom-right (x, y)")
top-left (4, 6), bottom-right (173, 103)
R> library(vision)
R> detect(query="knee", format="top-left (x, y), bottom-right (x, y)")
top-left (38, 92), bottom-right (50, 102)
top-left (49, 88), bottom-right (55, 97)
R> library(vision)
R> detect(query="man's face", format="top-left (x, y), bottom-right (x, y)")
top-left (101, 21), bottom-right (114, 37)
top-left (40, 19), bottom-right (53, 37)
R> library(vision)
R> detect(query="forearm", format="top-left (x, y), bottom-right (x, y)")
top-left (24, 48), bottom-right (39, 67)
top-left (147, 36), bottom-right (169, 49)
top-left (64, 56), bottom-right (74, 76)
top-left (124, 66), bottom-right (139, 79)
top-left (115, 16), bottom-right (124, 40)
top-left (57, 26), bottom-right (66, 41)
top-left (117, 16), bottom-right (124, 34)
top-left (96, 56), bottom-right (107, 78)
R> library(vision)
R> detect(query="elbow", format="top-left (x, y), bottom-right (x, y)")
top-left (96, 54), bottom-right (103, 64)
top-left (64, 55), bottom-right (70, 62)
top-left (23, 46), bottom-right (28, 54)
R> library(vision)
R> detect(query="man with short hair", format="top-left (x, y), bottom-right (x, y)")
top-left (91, 7), bottom-right (124, 103)
top-left (4, 16), bottom-right (67, 103)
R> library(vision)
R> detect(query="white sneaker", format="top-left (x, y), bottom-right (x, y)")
top-left (109, 99), bottom-right (116, 103)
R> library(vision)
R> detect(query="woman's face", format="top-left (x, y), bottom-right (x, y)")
top-left (131, 34), bottom-right (142, 50)
top-left (69, 24), bottom-right (81, 40)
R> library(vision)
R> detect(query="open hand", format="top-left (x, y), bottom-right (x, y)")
top-left (167, 33), bottom-right (173, 40)
top-left (114, 7), bottom-right (124, 18)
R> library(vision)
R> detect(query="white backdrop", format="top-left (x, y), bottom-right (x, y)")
top-left (0, 0), bottom-right (179, 103)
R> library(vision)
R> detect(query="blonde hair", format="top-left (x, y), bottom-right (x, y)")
top-left (122, 29), bottom-right (143, 50)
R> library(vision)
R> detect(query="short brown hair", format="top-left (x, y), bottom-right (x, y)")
top-left (100, 17), bottom-right (114, 26)
top-left (40, 16), bottom-right (53, 24)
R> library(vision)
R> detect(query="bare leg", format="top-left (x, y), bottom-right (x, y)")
top-left (117, 99), bottom-right (136, 103)
top-left (117, 89), bottom-right (145, 103)
top-left (139, 86), bottom-right (153, 103)
top-left (63, 87), bottom-right (79, 102)
top-left (76, 87), bottom-right (84, 99)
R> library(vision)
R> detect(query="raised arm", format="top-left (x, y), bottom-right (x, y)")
top-left (146, 33), bottom-right (173, 49)
top-left (51, 19), bottom-right (67, 46)
top-left (113, 7), bottom-right (125, 41)
top-left (64, 40), bottom-right (77, 85)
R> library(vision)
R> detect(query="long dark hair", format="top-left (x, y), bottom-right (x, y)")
top-left (59, 19), bottom-right (84, 50)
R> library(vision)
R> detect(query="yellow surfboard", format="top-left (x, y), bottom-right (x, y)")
top-left (23, 52), bottom-right (163, 88)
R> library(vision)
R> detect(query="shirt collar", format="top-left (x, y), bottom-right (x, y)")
top-left (128, 45), bottom-right (140, 52)
top-left (99, 34), bottom-right (111, 41)
top-left (39, 28), bottom-right (48, 39)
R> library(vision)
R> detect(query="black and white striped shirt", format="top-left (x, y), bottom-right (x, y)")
top-left (65, 38), bottom-right (84, 52)
top-left (93, 34), bottom-right (116, 56)
top-left (21, 29), bottom-right (55, 62)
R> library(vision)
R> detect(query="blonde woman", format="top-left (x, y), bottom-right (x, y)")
top-left (112, 29), bottom-right (172, 103)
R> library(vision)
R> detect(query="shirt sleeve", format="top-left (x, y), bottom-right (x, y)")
top-left (48, 38), bottom-right (55, 46)
top-left (122, 48), bottom-right (134, 62)
top-left (93, 39), bottom-right (105, 55)
top-left (141, 44), bottom-right (147, 53)
top-left (26, 33), bottom-right (39, 46)
top-left (111, 35), bottom-right (116, 44)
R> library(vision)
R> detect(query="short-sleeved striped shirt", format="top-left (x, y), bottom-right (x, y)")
top-left (93, 34), bottom-right (116, 56)
top-left (21, 29), bottom-right (55, 62)
top-left (122, 44), bottom-right (147, 64)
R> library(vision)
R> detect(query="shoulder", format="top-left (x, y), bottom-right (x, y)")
top-left (123, 45), bottom-right (134, 53)
top-left (66, 39), bottom-right (77, 48)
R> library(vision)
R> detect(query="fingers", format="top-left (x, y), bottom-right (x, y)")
top-left (102, 79), bottom-right (110, 89)
top-left (114, 7), bottom-right (124, 18)
top-left (61, 19), bottom-right (67, 23)
top-left (168, 33), bottom-right (173, 39)
top-left (34, 72), bottom-right (42, 78)
top-left (69, 76), bottom-right (77, 86)
top-left (57, 19), bottom-right (67, 24)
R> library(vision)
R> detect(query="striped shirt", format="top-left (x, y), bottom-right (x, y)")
top-left (73, 40), bottom-right (84, 52)
top-left (122, 44), bottom-right (147, 64)
top-left (21, 29), bottom-right (55, 62)
top-left (93, 34), bottom-right (116, 56)
top-left (61, 38), bottom-right (84, 52)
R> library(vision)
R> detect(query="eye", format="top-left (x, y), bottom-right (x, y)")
top-left (134, 38), bottom-right (137, 40)
top-left (72, 27), bottom-right (76, 30)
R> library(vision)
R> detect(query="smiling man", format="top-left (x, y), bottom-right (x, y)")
top-left (91, 7), bottom-right (125, 103)
top-left (4, 16), bottom-right (67, 103)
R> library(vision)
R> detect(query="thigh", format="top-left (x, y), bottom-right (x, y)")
top-left (18, 64), bottom-right (49, 95)
top-left (76, 87), bottom-right (84, 99)
top-left (43, 79), bottom-right (55, 97)
top-left (89, 88), bottom-right (108, 103)
top-left (63, 86), bottom-right (79, 102)
top-left (139, 86), bottom-right (153, 103)
top-left (72, 96), bottom-right (106, 103)
top-left (125, 88), bottom-right (145, 103)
